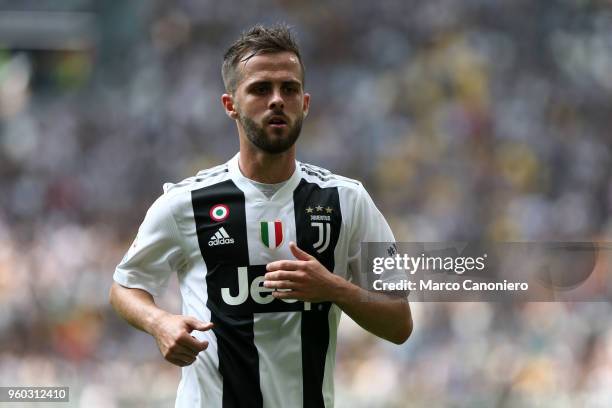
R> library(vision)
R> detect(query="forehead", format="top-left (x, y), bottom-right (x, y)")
top-left (237, 51), bottom-right (303, 86)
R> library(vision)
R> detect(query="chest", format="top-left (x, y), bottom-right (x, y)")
top-left (189, 179), bottom-right (343, 269)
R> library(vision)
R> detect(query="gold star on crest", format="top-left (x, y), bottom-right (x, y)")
top-left (306, 207), bottom-right (313, 213)
top-left (315, 205), bottom-right (323, 212)
top-left (325, 207), bottom-right (333, 213)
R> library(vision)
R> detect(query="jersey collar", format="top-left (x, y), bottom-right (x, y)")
top-left (227, 153), bottom-right (303, 202)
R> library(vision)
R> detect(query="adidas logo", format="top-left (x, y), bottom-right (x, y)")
top-left (208, 227), bottom-right (235, 247)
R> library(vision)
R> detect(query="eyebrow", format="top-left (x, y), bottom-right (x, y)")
top-left (246, 80), bottom-right (302, 88)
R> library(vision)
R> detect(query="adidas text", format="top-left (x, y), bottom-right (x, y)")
top-left (209, 237), bottom-right (235, 246)
top-left (208, 227), bottom-right (235, 246)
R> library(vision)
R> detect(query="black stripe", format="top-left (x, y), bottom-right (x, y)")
top-left (293, 179), bottom-right (342, 408)
top-left (300, 165), bottom-right (328, 179)
top-left (300, 168), bottom-right (333, 182)
top-left (197, 164), bottom-right (229, 177)
top-left (195, 167), bottom-right (229, 182)
top-left (192, 180), bottom-right (263, 408)
top-left (300, 164), bottom-right (330, 176)
top-left (300, 166), bottom-right (360, 185)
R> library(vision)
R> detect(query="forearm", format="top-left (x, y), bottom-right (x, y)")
top-left (109, 282), bottom-right (169, 335)
top-left (333, 278), bottom-right (412, 344)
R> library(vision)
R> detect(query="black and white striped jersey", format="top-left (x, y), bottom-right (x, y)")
top-left (114, 153), bottom-right (396, 408)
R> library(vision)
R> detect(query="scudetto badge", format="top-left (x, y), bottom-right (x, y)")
top-left (261, 220), bottom-right (283, 249)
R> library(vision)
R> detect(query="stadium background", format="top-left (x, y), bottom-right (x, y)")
top-left (1, 0), bottom-right (612, 406)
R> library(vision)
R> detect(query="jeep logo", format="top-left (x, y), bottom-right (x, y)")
top-left (221, 267), bottom-right (311, 311)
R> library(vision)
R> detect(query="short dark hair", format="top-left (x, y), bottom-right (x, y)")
top-left (222, 23), bottom-right (305, 94)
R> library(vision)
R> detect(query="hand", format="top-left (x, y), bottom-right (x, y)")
top-left (264, 242), bottom-right (346, 303)
top-left (151, 314), bottom-right (214, 367)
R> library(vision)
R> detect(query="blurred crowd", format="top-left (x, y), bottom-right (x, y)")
top-left (1, 0), bottom-right (612, 406)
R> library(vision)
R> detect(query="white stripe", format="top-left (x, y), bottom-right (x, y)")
top-left (268, 222), bottom-right (276, 248)
top-left (245, 195), bottom-right (302, 407)
top-left (215, 231), bottom-right (223, 239)
top-left (219, 227), bottom-right (230, 238)
top-left (253, 312), bottom-right (303, 407)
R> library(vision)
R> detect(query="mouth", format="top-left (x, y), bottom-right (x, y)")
top-left (267, 116), bottom-right (289, 128)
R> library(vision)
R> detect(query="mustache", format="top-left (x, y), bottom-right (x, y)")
top-left (264, 111), bottom-right (290, 122)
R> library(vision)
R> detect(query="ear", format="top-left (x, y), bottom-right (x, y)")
top-left (303, 93), bottom-right (310, 117)
top-left (221, 93), bottom-right (239, 120)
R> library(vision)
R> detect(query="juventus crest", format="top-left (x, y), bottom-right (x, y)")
top-left (306, 205), bottom-right (333, 253)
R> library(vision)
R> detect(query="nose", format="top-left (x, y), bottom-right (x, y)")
top-left (268, 89), bottom-right (284, 111)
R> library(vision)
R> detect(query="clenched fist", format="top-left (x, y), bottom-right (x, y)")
top-left (151, 314), bottom-right (214, 367)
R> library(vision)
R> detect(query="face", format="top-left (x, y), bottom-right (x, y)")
top-left (222, 51), bottom-right (310, 154)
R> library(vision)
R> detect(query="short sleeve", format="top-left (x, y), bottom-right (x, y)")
top-left (113, 195), bottom-right (185, 297)
top-left (347, 184), bottom-right (398, 287)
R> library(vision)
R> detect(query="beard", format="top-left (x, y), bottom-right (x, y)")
top-left (238, 112), bottom-right (303, 154)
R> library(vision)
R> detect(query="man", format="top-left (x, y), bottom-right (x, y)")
top-left (110, 23), bottom-right (412, 408)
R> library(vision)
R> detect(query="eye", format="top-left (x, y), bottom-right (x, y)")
top-left (251, 84), bottom-right (269, 95)
top-left (283, 85), bottom-right (299, 94)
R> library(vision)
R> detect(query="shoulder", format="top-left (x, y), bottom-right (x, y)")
top-left (298, 162), bottom-right (374, 209)
top-left (161, 162), bottom-right (231, 199)
top-left (298, 161), bottom-right (363, 192)
top-left (298, 162), bottom-right (372, 210)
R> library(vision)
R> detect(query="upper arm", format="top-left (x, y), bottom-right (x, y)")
top-left (345, 185), bottom-right (409, 301)
top-left (347, 185), bottom-right (396, 283)
top-left (113, 195), bottom-right (186, 297)
top-left (110, 281), bottom-right (155, 303)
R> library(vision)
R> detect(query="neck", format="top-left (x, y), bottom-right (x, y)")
top-left (238, 143), bottom-right (296, 184)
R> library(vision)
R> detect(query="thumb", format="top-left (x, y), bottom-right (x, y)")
top-left (289, 241), bottom-right (314, 261)
top-left (184, 316), bottom-right (214, 332)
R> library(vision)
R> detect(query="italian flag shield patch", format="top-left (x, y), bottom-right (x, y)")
top-left (260, 220), bottom-right (283, 249)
